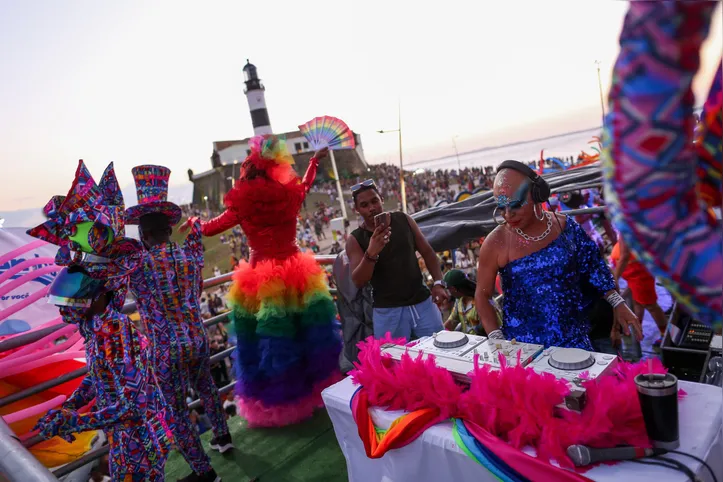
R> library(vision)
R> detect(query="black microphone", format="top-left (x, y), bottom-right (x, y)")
top-left (567, 444), bottom-right (667, 466)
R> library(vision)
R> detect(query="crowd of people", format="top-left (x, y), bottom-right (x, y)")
top-left (310, 153), bottom-right (594, 216)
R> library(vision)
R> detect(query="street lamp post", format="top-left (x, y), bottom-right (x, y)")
top-left (595, 60), bottom-right (606, 125)
top-left (378, 100), bottom-right (407, 214)
top-left (452, 135), bottom-right (461, 173)
top-left (203, 195), bottom-right (210, 217)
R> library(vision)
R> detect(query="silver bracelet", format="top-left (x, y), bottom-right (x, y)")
top-left (487, 329), bottom-right (504, 340)
top-left (605, 291), bottom-right (625, 308)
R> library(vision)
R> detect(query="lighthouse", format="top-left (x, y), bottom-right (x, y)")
top-left (243, 60), bottom-right (272, 135)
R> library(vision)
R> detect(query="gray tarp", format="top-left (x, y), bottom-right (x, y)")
top-left (412, 163), bottom-right (603, 252)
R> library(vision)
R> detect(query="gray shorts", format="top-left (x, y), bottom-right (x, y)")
top-left (373, 297), bottom-right (444, 342)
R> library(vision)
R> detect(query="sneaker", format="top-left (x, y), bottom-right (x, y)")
top-left (210, 433), bottom-right (234, 454)
top-left (178, 469), bottom-right (221, 482)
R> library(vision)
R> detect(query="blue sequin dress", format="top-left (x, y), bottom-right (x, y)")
top-left (499, 217), bottom-right (615, 350)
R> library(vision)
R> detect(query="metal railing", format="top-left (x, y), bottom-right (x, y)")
top-left (0, 254), bottom-right (337, 481)
top-left (0, 418), bottom-right (57, 482)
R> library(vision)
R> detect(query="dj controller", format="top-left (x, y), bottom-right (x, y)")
top-left (381, 331), bottom-right (618, 411)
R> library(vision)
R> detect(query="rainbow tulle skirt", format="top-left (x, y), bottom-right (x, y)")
top-left (227, 252), bottom-right (342, 427)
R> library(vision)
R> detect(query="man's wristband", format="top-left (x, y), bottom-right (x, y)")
top-left (364, 251), bottom-right (379, 263)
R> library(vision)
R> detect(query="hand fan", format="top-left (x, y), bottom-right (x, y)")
top-left (298, 116), bottom-right (356, 150)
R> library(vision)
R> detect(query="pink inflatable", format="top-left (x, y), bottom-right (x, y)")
top-left (7, 324), bottom-right (77, 359)
top-left (1, 395), bottom-right (66, 425)
top-left (1, 351), bottom-right (86, 379)
top-left (0, 286), bottom-right (51, 323)
top-left (0, 265), bottom-right (59, 300)
top-left (0, 257), bottom-right (56, 286)
top-left (0, 239), bottom-right (48, 266)
top-left (0, 333), bottom-right (81, 371)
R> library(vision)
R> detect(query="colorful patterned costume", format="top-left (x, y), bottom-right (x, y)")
top-left (190, 136), bottom-right (342, 427)
top-left (28, 161), bottom-right (173, 481)
top-left (602, 1), bottom-right (722, 328)
top-left (126, 165), bottom-right (229, 475)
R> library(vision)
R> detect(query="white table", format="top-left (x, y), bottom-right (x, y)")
top-left (323, 377), bottom-right (723, 482)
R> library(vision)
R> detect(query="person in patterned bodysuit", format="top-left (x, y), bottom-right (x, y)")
top-left (125, 165), bottom-right (230, 482)
top-left (28, 161), bottom-right (173, 482)
top-left (602, 1), bottom-right (722, 330)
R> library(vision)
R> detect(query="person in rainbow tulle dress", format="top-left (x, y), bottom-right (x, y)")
top-left (184, 136), bottom-right (342, 427)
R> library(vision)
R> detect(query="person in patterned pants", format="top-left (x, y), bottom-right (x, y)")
top-left (126, 165), bottom-right (231, 482)
top-left (29, 161), bottom-right (173, 481)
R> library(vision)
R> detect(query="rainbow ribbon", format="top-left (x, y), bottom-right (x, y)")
top-left (453, 419), bottom-right (593, 482)
top-left (350, 387), bottom-right (446, 459)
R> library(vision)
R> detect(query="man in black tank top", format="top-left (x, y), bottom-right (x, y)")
top-left (346, 180), bottom-right (449, 341)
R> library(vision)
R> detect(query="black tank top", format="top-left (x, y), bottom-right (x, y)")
top-left (351, 212), bottom-right (430, 308)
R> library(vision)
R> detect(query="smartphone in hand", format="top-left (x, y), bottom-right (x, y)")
top-left (374, 212), bottom-right (390, 230)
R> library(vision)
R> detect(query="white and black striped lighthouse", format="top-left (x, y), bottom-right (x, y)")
top-left (243, 59), bottom-right (272, 136)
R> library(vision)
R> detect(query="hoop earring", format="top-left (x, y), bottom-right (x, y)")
top-left (493, 207), bottom-right (506, 226)
top-left (534, 203), bottom-right (545, 221)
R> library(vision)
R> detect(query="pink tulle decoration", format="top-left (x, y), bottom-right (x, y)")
top-left (459, 352), bottom-right (571, 455)
top-left (349, 335), bottom-right (463, 419)
top-left (351, 336), bottom-right (688, 470)
top-left (238, 372), bottom-right (342, 428)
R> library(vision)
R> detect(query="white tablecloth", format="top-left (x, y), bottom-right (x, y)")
top-left (323, 377), bottom-right (723, 482)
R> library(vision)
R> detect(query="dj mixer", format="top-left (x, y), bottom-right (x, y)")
top-left (380, 331), bottom-right (618, 411)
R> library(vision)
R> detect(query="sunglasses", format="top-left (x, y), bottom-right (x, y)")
top-left (48, 266), bottom-right (105, 308)
top-left (496, 198), bottom-right (526, 211)
top-left (497, 196), bottom-right (527, 211)
top-left (495, 181), bottom-right (530, 211)
top-left (351, 179), bottom-right (377, 193)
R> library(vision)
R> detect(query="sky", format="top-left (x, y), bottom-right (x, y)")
top-left (0, 0), bottom-right (721, 214)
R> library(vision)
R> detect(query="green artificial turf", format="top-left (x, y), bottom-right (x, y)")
top-left (164, 410), bottom-right (349, 482)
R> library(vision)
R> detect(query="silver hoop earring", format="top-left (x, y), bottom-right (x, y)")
top-left (493, 207), bottom-right (506, 226)
top-left (534, 203), bottom-right (545, 221)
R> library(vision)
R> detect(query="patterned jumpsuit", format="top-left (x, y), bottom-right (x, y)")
top-left (129, 220), bottom-right (229, 475)
top-left (602, 1), bottom-right (722, 328)
top-left (36, 303), bottom-right (173, 481)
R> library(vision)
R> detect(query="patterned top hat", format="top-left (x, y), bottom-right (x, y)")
top-left (125, 165), bottom-right (182, 225)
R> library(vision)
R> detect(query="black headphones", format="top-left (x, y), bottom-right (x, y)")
top-left (496, 160), bottom-right (551, 203)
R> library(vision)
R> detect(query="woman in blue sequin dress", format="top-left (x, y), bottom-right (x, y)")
top-left (474, 161), bottom-right (642, 350)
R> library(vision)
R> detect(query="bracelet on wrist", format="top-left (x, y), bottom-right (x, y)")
top-left (605, 291), bottom-right (625, 308)
top-left (364, 251), bottom-right (379, 263)
top-left (487, 329), bottom-right (504, 340)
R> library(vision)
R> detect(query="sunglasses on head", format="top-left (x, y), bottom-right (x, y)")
top-left (351, 179), bottom-right (377, 193)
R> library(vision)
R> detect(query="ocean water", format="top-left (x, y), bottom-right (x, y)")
top-left (408, 127), bottom-right (602, 172)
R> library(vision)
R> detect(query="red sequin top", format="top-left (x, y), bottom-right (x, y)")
top-left (200, 155), bottom-right (319, 266)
